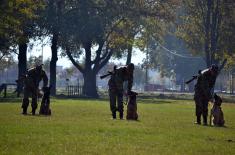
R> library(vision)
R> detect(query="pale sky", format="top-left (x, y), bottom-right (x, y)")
top-left (28, 38), bottom-right (145, 68)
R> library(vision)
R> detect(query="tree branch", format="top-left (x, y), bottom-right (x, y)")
top-left (92, 40), bottom-right (104, 64)
top-left (94, 48), bottom-right (113, 74)
top-left (0, 53), bottom-right (6, 61)
top-left (105, 17), bottom-right (126, 41)
top-left (197, 0), bottom-right (207, 29)
top-left (65, 48), bottom-right (84, 74)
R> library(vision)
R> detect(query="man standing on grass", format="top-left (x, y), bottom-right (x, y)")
top-left (108, 63), bottom-right (134, 119)
top-left (194, 64), bottom-right (219, 125)
top-left (21, 64), bottom-right (48, 115)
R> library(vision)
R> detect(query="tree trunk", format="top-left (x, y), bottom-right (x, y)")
top-left (17, 42), bottom-right (28, 97)
top-left (204, 0), bottom-right (212, 67)
top-left (66, 40), bottom-right (112, 98)
top-left (82, 42), bottom-right (99, 98)
top-left (50, 32), bottom-right (58, 96)
top-left (126, 45), bottom-right (133, 65)
top-left (83, 70), bottom-right (98, 98)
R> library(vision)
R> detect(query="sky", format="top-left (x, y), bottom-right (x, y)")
top-left (28, 38), bottom-right (146, 68)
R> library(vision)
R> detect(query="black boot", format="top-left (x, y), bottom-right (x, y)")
top-left (203, 115), bottom-right (207, 126)
top-left (22, 108), bottom-right (27, 115)
top-left (32, 109), bottom-right (36, 115)
top-left (119, 112), bottom-right (123, 120)
top-left (195, 116), bottom-right (201, 124)
top-left (22, 98), bottom-right (29, 115)
top-left (112, 112), bottom-right (116, 119)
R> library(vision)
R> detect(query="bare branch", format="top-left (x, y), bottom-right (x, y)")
top-left (65, 47), bottom-right (84, 74)
top-left (0, 53), bottom-right (6, 61)
top-left (94, 48), bottom-right (113, 74)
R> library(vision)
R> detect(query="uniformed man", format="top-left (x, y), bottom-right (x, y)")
top-left (21, 65), bottom-right (48, 115)
top-left (194, 64), bottom-right (219, 125)
top-left (108, 63), bottom-right (134, 119)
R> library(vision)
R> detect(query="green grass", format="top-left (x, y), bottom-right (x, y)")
top-left (0, 98), bottom-right (235, 155)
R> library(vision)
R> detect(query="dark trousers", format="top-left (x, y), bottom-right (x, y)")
top-left (21, 85), bottom-right (38, 112)
top-left (194, 96), bottom-right (209, 117)
top-left (109, 89), bottom-right (124, 114)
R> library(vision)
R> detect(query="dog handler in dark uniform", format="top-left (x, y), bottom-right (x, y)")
top-left (194, 64), bottom-right (219, 125)
top-left (108, 63), bottom-right (134, 119)
top-left (21, 65), bottom-right (48, 115)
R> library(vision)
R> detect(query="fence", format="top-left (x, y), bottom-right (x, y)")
top-left (0, 83), bottom-right (17, 98)
top-left (66, 85), bottom-right (83, 97)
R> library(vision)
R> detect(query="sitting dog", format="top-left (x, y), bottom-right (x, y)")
top-left (126, 91), bottom-right (138, 120)
top-left (39, 86), bottom-right (51, 115)
top-left (209, 94), bottom-right (225, 126)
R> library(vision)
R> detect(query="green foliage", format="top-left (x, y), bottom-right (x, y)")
top-left (59, 0), bottom-right (180, 67)
top-left (0, 99), bottom-right (235, 154)
top-left (0, 0), bottom-right (44, 50)
top-left (178, 0), bottom-right (235, 67)
top-left (148, 34), bottom-right (206, 80)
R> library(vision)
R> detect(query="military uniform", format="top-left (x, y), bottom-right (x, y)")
top-left (21, 66), bottom-right (48, 115)
top-left (108, 64), bottom-right (134, 119)
top-left (194, 65), bottom-right (218, 125)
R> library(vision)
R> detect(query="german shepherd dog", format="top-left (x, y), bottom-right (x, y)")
top-left (39, 86), bottom-right (51, 115)
top-left (209, 94), bottom-right (225, 126)
top-left (126, 91), bottom-right (138, 120)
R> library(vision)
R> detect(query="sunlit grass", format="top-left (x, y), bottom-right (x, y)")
top-left (0, 98), bottom-right (235, 155)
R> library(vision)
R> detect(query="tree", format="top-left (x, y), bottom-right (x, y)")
top-left (0, 0), bottom-right (20, 55)
top-left (60, 0), bottom-right (119, 97)
top-left (16, 1), bottom-right (44, 95)
top-left (38, 0), bottom-right (65, 95)
top-left (0, 0), bottom-right (44, 94)
top-left (146, 33), bottom-right (207, 91)
top-left (178, 0), bottom-right (235, 67)
top-left (59, 0), bottom-right (179, 97)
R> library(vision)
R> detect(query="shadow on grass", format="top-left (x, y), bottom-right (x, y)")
top-left (0, 96), bottom-right (184, 105)
top-left (53, 97), bottom-right (176, 105)
top-left (20, 113), bottom-right (52, 117)
top-left (138, 98), bottom-right (174, 104)
top-left (1, 92), bottom-right (235, 104)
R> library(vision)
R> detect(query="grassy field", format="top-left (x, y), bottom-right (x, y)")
top-left (0, 98), bottom-right (235, 155)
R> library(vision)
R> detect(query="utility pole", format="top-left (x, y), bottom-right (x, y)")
top-left (232, 72), bottom-right (234, 94)
top-left (145, 40), bottom-right (149, 86)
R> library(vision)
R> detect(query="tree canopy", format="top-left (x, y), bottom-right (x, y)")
top-left (178, 0), bottom-right (235, 67)
top-left (51, 0), bottom-right (180, 97)
top-left (0, 0), bottom-right (43, 57)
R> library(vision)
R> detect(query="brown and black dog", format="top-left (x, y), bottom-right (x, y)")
top-left (39, 86), bottom-right (51, 115)
top-left (126, 91), bottom-right (138, 120)
top-left (209, 94), bottom-right (225, 126)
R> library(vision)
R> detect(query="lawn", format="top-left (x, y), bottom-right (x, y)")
top-left (0, 98), bottom-right (235, 155)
